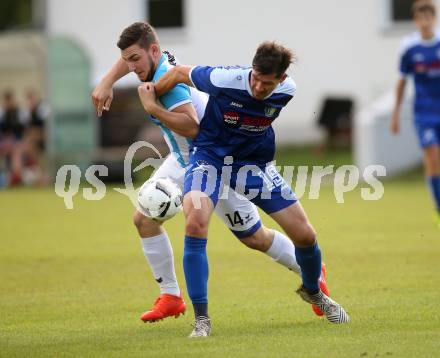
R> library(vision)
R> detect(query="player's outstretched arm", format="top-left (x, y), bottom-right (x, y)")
top-left (91, 58), bottom-right (130, 116)
top-left (154, 65), bottom-right (194, 97)
top-left (138, 83), bottom-right (199, 138)
top-left (390, 78), bottom-right (407, 134)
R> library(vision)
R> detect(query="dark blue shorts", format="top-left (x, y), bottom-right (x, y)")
top-left (414, 113), bottom-right (440, 148)
top-left (184, 150), bottom-right (297, 214)
top-left (414, 117), bottom-right (440, 149)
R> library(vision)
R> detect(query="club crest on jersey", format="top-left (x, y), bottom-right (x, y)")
top-left (413, 53), bottom-right (424, 62)
top-left (264, 107), bottom-right (277, 117)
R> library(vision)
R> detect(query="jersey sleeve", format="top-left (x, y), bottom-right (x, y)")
top-left (158, 83), bottom-right (192, 111)
top-left (189, 66), bottom-right (222, 97)
top-left (398, 36), bottom-right (415, 77)
top-left (399, 49), bottom-right (412, 77)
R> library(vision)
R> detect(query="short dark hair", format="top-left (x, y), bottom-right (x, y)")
top-left (252, 41), bottom-right (295, 78)
top-left (412, 0), bottom-right (436, 17)
top-left (117, 22), bottom-right (159, 51)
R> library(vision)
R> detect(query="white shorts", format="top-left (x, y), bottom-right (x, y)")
top-left (150, 154), bottom-right (261, 238)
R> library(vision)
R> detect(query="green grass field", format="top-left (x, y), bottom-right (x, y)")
top-left (1, 150), bottom-right (440, 357)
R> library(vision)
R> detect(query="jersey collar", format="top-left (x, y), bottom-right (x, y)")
top-left (157, 53), bottom-right (167, 71)
top-left (418, 33), bottom-right (440, 46)
top-left (244, 68), bottom-right (254, 97)
top-left (152, 53), bottom-right (168, 81)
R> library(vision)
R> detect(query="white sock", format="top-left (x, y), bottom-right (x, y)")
top-left (265, 230), bottom-right (301, 274)
top-left (141, 232), bottom-right (180, 296)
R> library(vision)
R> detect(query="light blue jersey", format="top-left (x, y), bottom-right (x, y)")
top-left (151, 51), bottom-right (208, 167)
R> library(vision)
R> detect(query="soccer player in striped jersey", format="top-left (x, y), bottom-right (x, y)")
top-left (141, 41), bottom-right (350, 337)
top-left (391, 1), bottom-right (440, 227)
top-left (92, 22), bottom-right (328, 328)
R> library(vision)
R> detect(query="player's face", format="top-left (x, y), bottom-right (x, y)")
top-left (250, 70), bottom-right (287, 100)
top-left (121, 44), bottom-right (157, 82)
top-left (414, 12), bottom-right (436, 35)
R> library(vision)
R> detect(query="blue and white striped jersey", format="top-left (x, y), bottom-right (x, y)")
top-left (189, 66), bottom-right (296, 165)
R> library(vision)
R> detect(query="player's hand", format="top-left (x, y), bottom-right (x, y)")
top-left (138, 82), bottom-right (157, 113)
top-left (390, 112), bottom-right (400, 134)
top-left (91, 80), bottom-right (114, 117)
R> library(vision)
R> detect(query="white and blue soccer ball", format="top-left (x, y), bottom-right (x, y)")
top-left (137, 177), bottom-right (183, 221)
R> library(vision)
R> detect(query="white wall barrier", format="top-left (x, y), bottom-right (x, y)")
top-left (354, 89), bottom-right (422, 177)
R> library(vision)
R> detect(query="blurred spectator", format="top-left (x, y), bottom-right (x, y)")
top-left (24, 89), bottom-right (48, 127)
top-left (0, 89), bottom-right (50, 187)
top-left (20, 89), bottom-right (50, 186)
top-left (0, 89), bottom-right (26, 186)
top-left (0, 89), bottom-right (25, 139)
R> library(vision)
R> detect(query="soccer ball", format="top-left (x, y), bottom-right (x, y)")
top-left (137, 178), bottom-right (183, 221)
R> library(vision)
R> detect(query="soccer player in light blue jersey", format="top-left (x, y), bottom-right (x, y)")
top-left (93, 22), bottom-right (327, 329)
top-left (142, 41), bottom-right (350, 337)
top-left (391, 1), bottom-right (440, 227)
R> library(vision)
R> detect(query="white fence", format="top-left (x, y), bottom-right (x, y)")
top-left (354, 89), bottom-right (422, 177)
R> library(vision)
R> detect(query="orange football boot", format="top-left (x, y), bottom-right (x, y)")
top-left (140, 294), bottom-right (186, 322)
top-left (312, 263), bottom-right (330, 316)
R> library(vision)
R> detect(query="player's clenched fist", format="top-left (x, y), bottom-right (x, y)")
top-left (138, 82), bottom-right (157, 113)
top-left (91, 80), bottom-right (114, 117)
